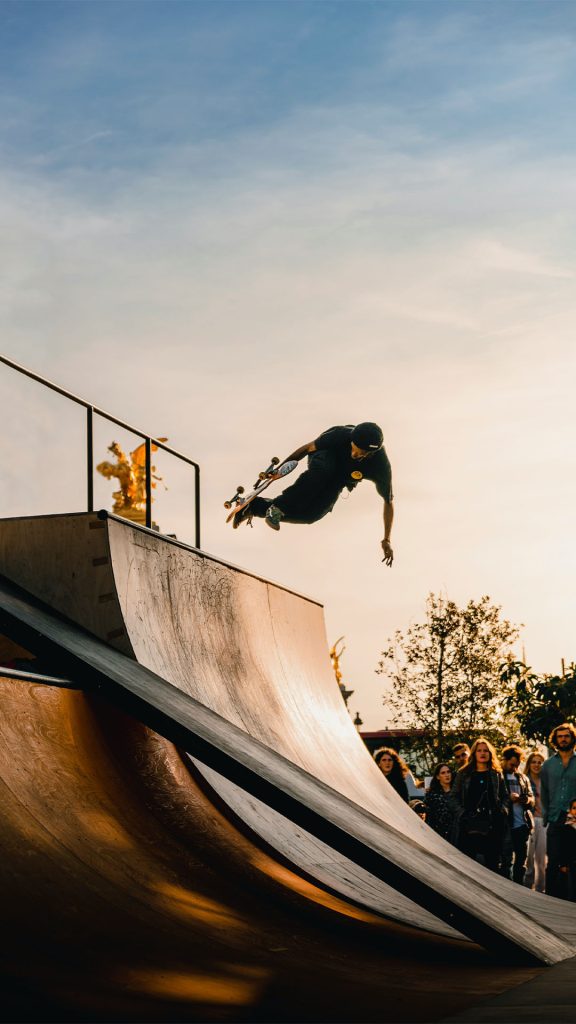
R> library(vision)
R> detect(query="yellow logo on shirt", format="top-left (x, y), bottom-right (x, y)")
top-left (351, 470), bottom-right (363, 480)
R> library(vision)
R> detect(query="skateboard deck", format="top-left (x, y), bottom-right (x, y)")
top-left (225, 459), bottom-right (298, 527)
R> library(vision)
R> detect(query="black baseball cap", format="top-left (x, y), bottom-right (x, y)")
top-left (351, 422), bottom-right (383, 451)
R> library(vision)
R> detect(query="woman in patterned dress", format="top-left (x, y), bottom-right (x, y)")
top-left (425, 763), bottom-right (458, 844)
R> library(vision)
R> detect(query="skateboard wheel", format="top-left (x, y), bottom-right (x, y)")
top-left (271, 457), bottom-right (279, 465)
top-left (237, 486), bottom-right (244, 494)
top-left (224, 501), bottom-right (232, 509)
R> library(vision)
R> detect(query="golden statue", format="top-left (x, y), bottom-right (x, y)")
top-left (330, 636), bottom-right (346, 687)
top-left (97, 438), bottom-right (167, 527)
top-left (329, 636), bottom-right (354, 707)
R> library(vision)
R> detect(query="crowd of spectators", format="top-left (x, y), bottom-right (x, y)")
top-left (373, 721), bottom-right (576, 899)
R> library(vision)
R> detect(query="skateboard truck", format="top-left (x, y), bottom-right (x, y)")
top-left (253, 457), bottom-right (279, 490)
top-left (224, 485), bottom-right (244, 510)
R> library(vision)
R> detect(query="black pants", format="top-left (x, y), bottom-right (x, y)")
top-left (459, 829), bottom-right (502, 872)
top-left (251, 450), bottom-right (344, 524)
top-left (546, 822), bottom-right (571, 899)
top-left (500, 824), bottom-right (530, 884)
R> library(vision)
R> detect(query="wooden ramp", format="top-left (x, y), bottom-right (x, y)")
top-left (0, 516), bottom-right (569, 962)
top-left (0, 512), bottom-right (574, 971)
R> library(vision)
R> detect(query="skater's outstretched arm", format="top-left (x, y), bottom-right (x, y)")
top-left (280, 440), bottom-right (317, 465)
top-left (382, 500), bottom-right (394, 567)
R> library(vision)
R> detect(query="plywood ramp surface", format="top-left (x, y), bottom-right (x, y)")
top-left (0, 512), bottom-right (575, 966)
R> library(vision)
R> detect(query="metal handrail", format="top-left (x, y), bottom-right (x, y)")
top-left (0, 664), bottom-right (79, 689)
top-left (1, 353), bottom-right (201, 547)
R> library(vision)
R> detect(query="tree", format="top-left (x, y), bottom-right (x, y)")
top-left (503, 660), bottom-right (576, 744)
top-left (376, 593), bottom-right (521, 771)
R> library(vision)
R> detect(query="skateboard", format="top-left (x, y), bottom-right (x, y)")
top-left (225, 458), bottom-right (298, 528)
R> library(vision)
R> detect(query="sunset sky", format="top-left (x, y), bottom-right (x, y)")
top-left (1, 0), bottom-right (575, 728)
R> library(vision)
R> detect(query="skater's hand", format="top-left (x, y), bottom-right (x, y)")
top-left (381, 540), bottom-right (394, 566)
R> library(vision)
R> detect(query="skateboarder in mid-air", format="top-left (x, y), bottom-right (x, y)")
top-left (236, 422), bottom-right (394, 566)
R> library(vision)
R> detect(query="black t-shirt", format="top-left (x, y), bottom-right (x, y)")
top-left (313, 425), bottom-right (393, 501)
top-left (467, 772), bottom-right (495, 814)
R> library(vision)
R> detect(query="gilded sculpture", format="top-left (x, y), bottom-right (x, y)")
top-left (329, 636), bottom-right (354, 707)
top-left (97, 438), bottom-right (167, 526)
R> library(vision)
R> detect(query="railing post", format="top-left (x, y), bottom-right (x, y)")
top-left (87, 407), bottom-right (94, 512)
top-left (194, 464), bottom-right (201, 549)
top-left (145, 438), bottom-right (152, 529)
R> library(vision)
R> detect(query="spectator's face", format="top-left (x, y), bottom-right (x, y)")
top-left (454, 748), bottom-right (469, 768)
top-left (474, 743), bottom-right (491, 767)
top-left (570, 801), bottom-right (576, 815)
top-left (555, 728), bottom-right (576, 751)
top-left (503, 755), bottom-right (520, 772)
top-left (437, 766), bottom-right (452, 787)
top-left (529, 756), bottom-right (544, 775)
top-left (378, 753), bottom-right (394, 775)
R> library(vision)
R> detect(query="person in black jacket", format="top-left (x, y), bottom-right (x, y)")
top-left (499, 745), bottom-right (535, 884)
top-left (374, 747), bottom-right (409, 802)
top-left (451, 737), bottom-right (509, 872)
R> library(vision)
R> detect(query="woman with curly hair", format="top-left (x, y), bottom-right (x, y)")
top-left (373, 747), bottom-right (409, 802)
top-left (425, 763), bottom-right (458, 844)
top-left (451, 737), bottom-right (509, 871)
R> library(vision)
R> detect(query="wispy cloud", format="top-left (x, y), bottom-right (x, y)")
top-left (471, 238), bottom-right (576, 280)
top-left (29, 130), bottom-right (117, 165)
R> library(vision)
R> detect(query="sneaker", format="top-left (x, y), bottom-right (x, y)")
top-left (232, 505), bottom-right (253, 529)
top-left (265, 504), bottom-right (284, 531)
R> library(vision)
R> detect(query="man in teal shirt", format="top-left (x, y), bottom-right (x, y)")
top-left (541, 722), bottom-right (576, 897)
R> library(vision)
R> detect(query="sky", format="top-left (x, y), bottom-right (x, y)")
top-left (1, 0), bottom-right (575, 729)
